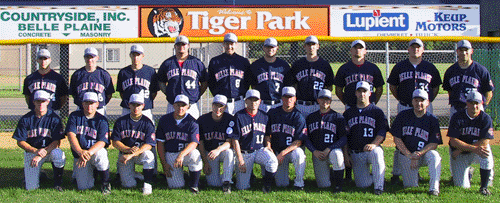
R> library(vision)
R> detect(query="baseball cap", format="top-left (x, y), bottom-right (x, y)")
top-left (457, 40), bottom-right (472, 49)
top-left (351, 40), bottom-right (366, 48)
top-left (82, 92), bottom-right (99, 103)
top-left (305, 35), bottom-right (319, 44)
top-left (245, 89), bottom-right (260, 100)
top-left (129, 93), bottom-right (144, 104)
top-left (412, 89), bottom-right (428, 100)
top-left (466, 91), bottom-right (483, 103)
top-left (175, 35), bottom-right (189, 45)
top-left (409, 38), bottom-right (424, 47)
top-left (264, 37), bottom-right (278, 47)
top-left (318, 89), bottom-right (333, 100)
top-left (130, 45), bottom-right (144, 54)
top-left (224, 33), bottom-right (238, 43)
top-left (174, 94), bottom-right (189, 105)
top-left (356, 81), bottom-right (370, 91)
top-left (37, 49), bottom-right (51, 59)
top-left (281, 86), bottom-right (296, 97)
top-left (33, 90), bottom-right (51, 101)
top-left (212, 94), bottom-right (227, 106)
top-left (84, 47), bottom-right (98, 57)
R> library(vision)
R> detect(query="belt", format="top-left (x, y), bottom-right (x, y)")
top-left (228, 96), bottom-right (243, 103)
top-left (351, 150), bottom-right (364, 154)
top-left (399, 102), bottom-right (412, 107)
top-left (297, 100), bottom-right (317, 105)
top-left (241, 150), bottom-right (255, 154)
top-left (262, 99), bottom-right (281, 105)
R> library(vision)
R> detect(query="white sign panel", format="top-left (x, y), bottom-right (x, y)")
top-left (330, 5), bottom-right (480, 37)
top-left (0, 6), bottom-right (138, 39)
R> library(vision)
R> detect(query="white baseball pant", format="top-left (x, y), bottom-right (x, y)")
top-left (351, 146), bottom-right (385, 190)
top-left (24, 149), bottom-right (66, 190)
top-left (117, 150), bottom-right (155, 188)
top-left (312, 148), bottom-right (344, 188)
top-left (450, 145), bottom-right (494, 188)
top-left (399, 150), bottom-right (441, 192)
top-left (225, 97), bottom-right (245, 115)
top-left (275, 148), bottom-right (306, 187)
top-left (235, 148), bottom-right (278, 190)
top-left (205, 149), bottom-right (235, 187)
top-left (259, 101), bottom-right (283, 113)
top-left (295, 103), bottom-right (319, 118)
top-left (74, 148), bottom-right (109, 190)
top-left (167, 102), bottom-right (199, 119)
top-left (164, 149), bottom-right (203, 188)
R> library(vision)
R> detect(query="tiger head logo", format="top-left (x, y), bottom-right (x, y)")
top-left (148, 8), bottom-right (184, 38)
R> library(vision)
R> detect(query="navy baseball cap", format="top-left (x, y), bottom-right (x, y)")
top-left (245, 89), bottom-right (260, 100)
top-left (281, 86), bottom-right (296, 97)
top-left (457, 40), bottom-right (472, 49)
top-left (224, 33), bottom-right (238, 43)
top-left (84, 47), bottom-right (98, 57)
top-left (356, 81), bottom-right (370, 91)
top-left (130, 45), bottom-right (144, 54)
top-left (37, 49), bottom-right (51, 59)
top-left (174, 94), bottom-right (190, 105)
top-left (175, 35), bottom-right (189, 45)
top-left (351, 40), bottom-right (366, 48)
top-left (33, 90), bottom-right (51, 101)
top-left (83, 92), bottom-right (99, 102)
top-left (264, 38), bottom-right (278, 47)
top-left (466, 91), bottom-right (482, 103)
top-left (318, 89), bottom-right (333, 100)
top-left (212, 94), bottom-right (227, 106)
top-left (305, 35), bottom-right (319, 44)
top-left (129, 93), bottom-right (145, 104)
top-left (409, 38), bottom-right (424, 47)
top-left (412, 89), bottom-right (428, 100)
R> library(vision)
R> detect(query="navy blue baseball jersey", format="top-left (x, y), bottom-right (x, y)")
top-left (334, 60), bottom-right (385, 106)
top-left (390, 109), bottom-right (442, 153)
top-left (116, 65), bottom-right (159, 110)
top-left (156, 113), bottom-right (200, 153)
top-left (198, 112), bottom-right (235, 152)
top-left (304, 109), bottom-right (348, 152)
top-left (246, 57), bottom-right (291, 101)
top-left (69, 66), bottom-right (115, 109)
top-left (443, 61), bottom-right (494, 109)
top-left (285, 57), bottom-right (335, 101)
top-left (13, 110), bottom-right (64, 149)
top-left (267, 107), bottom-right (307, 153)
top-left (157, 55), bottom-right (208, 104)
top-left (23, 70), bottom-right (68, 110)
top-left (208, 53), bottom-right (250, 99)
top-left (111, 114), bottom-right (156, 148)
top-left (233, 109), bottom-right (268, 151)
top-left (343, 104), bottom-right (388, 151)
top-left (66, 110), bottom-right (110, 158)
top-left (448, 110), bottom-right (494, 151)
top-left (387, 59), bottom-right (442, 105)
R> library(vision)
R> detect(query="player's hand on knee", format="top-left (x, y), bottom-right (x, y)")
top-left (80, 150), bottom-right (92, 161)
top-left (364, 144), bottom-right (376, 152)
top-left (474, 146), bottom-right (490, 158)
top-left (313, 150), bottom-right (323, 160)
top-left (238, 161), bottom-right (246, 173)
top-left (31, 156), bottom-right (42, 167)
top-left (277, 153), bottom-right (285, 165)
top-left (76, 158), bottom-right (87, 168)
top-left (130, 146), bottom-right (140, 154)
top-left (411, 151), bottom-right (422, 160)
top-left (163, 163), bottom-right (173, 178)
top-left (410, 159), bottom-right (418, 170)
top-left (120, 154), bottom-right (134, 164)
top-left (203, 164), bottom-right (212, 175)
top-left (207, 150), bottom-right (220, 160)
top-left (174, 156), bottom-right (184, 168)
top-left (36, 148), bottom-right (47, 158)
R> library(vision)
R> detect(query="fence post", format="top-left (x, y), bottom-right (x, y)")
top-left (385, 42), bottom-right (390, 127)
top-left (18, 47), bottom-right (22, 91)
top-left (60, 44), bottom-right (69, 119)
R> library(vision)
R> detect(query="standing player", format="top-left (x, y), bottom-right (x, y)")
top-left (304, 89), bottom-right (347, 192)
top-left (156, 94), bottom-right (203, 194)
top-left (391, 89), bottom-right (442, 196)
top-left (198, 95), bottom-right (235, 193)
top-left (443, 40), bottom-right (494, 117)
top-left (265, 87), bottom-right (307, 190)
top-left (285, 35), bottom-right (335, 117)
top-left (207, 33), bottom-right (250, 115)
top-left (158, 35), bottom-right (208, 119)
top-left (246, 37), bottom-right (291, 112)
top-left (23, 49), bottom-right (68, 112)
top-left (232, 90), bottom-right (278, 193)
top-left (448, 91), bottom-right (494, 196)
top-left (66, 92), bottom-right (111, 194)
top-left (69, 47), bottom-right (115, 116)
top-left (343, 81), bottom-right (387, 195)
top-left (117, 44), bottom-right (159, 122)
top-left (111, 94), bottom-right (156, 195)
top-left (13, 90), bottom-right (65, 191)
top-left (387, 38), bottom-right (442, 183)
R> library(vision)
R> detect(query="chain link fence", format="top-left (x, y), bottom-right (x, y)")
top-left (1, 41), bottom-right (499, 131)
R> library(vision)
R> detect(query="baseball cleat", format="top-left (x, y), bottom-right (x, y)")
top-left (222, 181), bottom-right (231, 194)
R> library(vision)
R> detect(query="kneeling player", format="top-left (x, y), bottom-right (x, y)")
top-left (448, 91), bottom-right (494, 196)
top-left (13, 90), bottom-right (65, 191)
top-left (304, 89), bottom-right (347, 192)
top-left (198, 95), bottom-right (235, 193)
top-left (391, 89), bottom-right (442, 196)
top-left (111, 94), bottom-right (156, 195)
top-left (156, 95), bottom-right (202, 194)
top-left (66, 92), bottom-right (111, 194)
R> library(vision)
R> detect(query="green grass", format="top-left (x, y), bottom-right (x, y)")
top-left (0, 146), bottom-right (497, 202)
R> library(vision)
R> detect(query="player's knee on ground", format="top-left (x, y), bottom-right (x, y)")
top-left (50, 148), bottom-right (66, 168)
top-left (329, 148), bottom-right (345, 170)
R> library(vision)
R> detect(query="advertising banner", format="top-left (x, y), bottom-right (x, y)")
top-left (139, 6), bottom-right (329, 37)
top-left (0, 6), bottom-right (138, 39)
top-left (330, 5), bottom-right (480, 37)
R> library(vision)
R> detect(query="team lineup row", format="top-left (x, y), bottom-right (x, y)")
top-left (16, 34), bottom-right (494, 196)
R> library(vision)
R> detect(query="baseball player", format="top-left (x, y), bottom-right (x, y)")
top-left (156, 94), bottom-right (203, 194)
top-left (69, 47), bottom-right (115, 117)
top-left (198, 94), bottom-right (235, 193)
top-left (23, 49), bottom-right (68, 112)
top-left (66, 92), bottom-right (111, 194)
top-left (443, 40), bottom-right (494, 117)
top-left (246, 37), bottom-right (291, 112)
top-left (304, 89), bottom-right (347, 192)
top-left (343, 81), bottom-right (387, 195)
top-left (448, 91), bottom-right (495, 196)
top-left (13, 90), bottom-right (65, 191)
top-left (265, 87), bottom-right (307, 190)
top-left (111, 94), bottom-right (156, 195)
top-left (158, 35), bottom-right (208, 119)
top-left (284, 35), bottom-right (335, 118)
top-left (232, 89), bottom-right (278, 193)
top-left (391, 89), bottom-right (442, 196)
top-left (207, 33), bottom-right (250, 115)
top-left (387, 38), bottom-right (442, 183)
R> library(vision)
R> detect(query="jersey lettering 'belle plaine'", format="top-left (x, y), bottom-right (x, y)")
top-left (295, 69), bottom-right (326, 81)
top-left (215, 68), bottom-right (245, 81)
